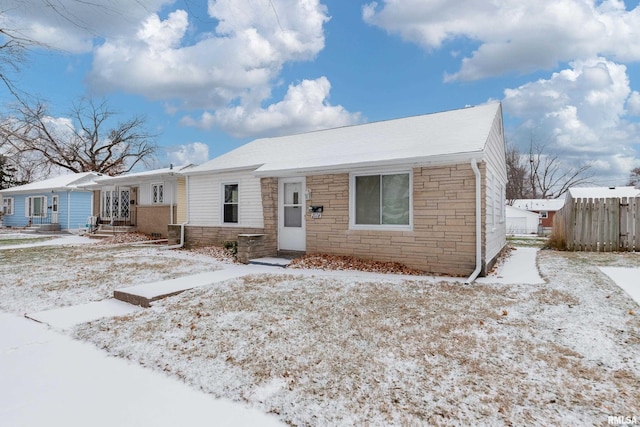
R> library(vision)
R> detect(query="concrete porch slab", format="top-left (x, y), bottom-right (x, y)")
top-left (113, 268), bottom-right (260, 307)
top-left (248, 257), bottom-right (292, 267)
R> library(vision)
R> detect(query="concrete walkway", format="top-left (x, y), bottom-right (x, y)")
top-left (27, 262), bottom-right (288, 329)
top-left (0, 313), bottom-right (285, 427)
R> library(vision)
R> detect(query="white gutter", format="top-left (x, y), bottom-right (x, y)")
top-left (466, 158), bottom-right (482, 284)
top-left (67, 190), bottom-right (72, 230)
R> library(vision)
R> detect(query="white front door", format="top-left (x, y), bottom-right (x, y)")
top-left (278, 178), bottom-right (306, 251)
top-left (51, 195), bottom-right (59, 224)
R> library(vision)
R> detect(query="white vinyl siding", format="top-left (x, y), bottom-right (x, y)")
top-left (188, 170), bottom-right (263, 227)
top-left (484, 107), bottom-right (508, 264)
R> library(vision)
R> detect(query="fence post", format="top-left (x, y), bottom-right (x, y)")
top-left (596, 198), bottom-right (604, 252)
top-left (635, 197), bottom-right (640, 252)
top-left (611, 198), bottom-right (620, 251)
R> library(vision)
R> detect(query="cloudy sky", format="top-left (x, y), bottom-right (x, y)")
top-left (2, 0), bottom-right (640, 185)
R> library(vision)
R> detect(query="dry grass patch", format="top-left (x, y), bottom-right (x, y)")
top-left (75, 263), bottom-right (640, 425)
top-left (0, 245), bottom-right (224, 313)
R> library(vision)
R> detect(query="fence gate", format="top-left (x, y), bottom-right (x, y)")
top-left (555, 196), bottom-right (640, 252)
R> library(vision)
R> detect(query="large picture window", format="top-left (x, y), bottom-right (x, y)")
top-left (26, 196), bottom-right (46, 218)
top-left (223, 183), bottom-right (238, 224)
top-left (353, 172), bottom-right (411, 227)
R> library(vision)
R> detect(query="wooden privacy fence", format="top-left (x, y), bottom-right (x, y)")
top-left (553, 197), bottom-right (640, 251)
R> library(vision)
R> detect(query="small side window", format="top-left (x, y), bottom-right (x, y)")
top-left (223, 183), bottom-right (238, 224)
top-left (152, 183), bottom-right (164, 204)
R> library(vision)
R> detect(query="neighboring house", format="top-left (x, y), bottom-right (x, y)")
top-left (506, 205), bottom-right (540, 235)
top-left (511, 198), bottom-right (566, 235)
top-left (0, 172), bottom-right (103, 232)
top-left (566, 186), bottom-right (640, 200)
top-left (83, 165), bottom-right (192, 237)
top-left (183, 103), bottom-right (507, 279)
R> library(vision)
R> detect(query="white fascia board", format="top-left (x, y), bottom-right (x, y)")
top-left (183, 165), bottom-right (264, 177)
top-left (252, 151), bottom-right (486, 178)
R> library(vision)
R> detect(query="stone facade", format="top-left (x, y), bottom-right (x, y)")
top-left (136, 205), bottom-right (176, 237)
top-left (304, 164), bottom-right (486, 276)
top-left (182, 164), bottom-right (488, 276)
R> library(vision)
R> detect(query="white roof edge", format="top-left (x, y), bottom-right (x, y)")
top-left (185, 165), bottom-right (265, 176)
top-left (0, 172), bottom-right (100, 194)
top-left (252, 151), bottom-right (486, 177)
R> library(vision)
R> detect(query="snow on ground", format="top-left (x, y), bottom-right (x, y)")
top-left (599, 267), bottom-right (640, 306)
top-left (0, 313), bottom-right (284, 427)
top-left (477, 246), bottom-right (544, 284)
top-left (2, 242), bottom-right (640, 425)
top-left (0, 233), bottom-right (94, 249)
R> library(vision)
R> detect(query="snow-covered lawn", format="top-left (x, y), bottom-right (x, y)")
top-left (0, 244), bottom-right (227, 314)
top-left (2, 242), bottom-right (640, 425)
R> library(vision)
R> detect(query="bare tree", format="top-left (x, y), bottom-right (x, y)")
top-left (505, 140), bottom-right (529, 202)
top-left (527, 142), bottom-right (593, 199)
top-left (1, 97), bottom-right (158, 175)
top-left (506, 138), bottom-right (593, 200)
top-left (0, 26), bottom-right (34, 97)
top-left (628, 167), bottom-right (640, 188)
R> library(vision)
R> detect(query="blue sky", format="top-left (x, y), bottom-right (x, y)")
top-left (3, 0), bottom-right (640, 186)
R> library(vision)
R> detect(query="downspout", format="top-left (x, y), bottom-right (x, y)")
top-left (67, 190), bottom-right (72, 231)
top-left (466, 158), bottom-right (482, 284)
top-left (170, 180), bottom-right (174, 225)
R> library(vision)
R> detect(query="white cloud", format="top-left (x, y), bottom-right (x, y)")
top-left (166, 142), bottom-right (209, 166)
top-left (363, 0), bottom-right (640, 81)
top-left (502, 57), bottom-right (640, 184)
top-left (2, 0), bottom-right (171, 53)
top-left (628, 91), bottom-right (640, 116)
top-left (181, 77), bottom-right (362, 138)
top-left (87, 0), bottom-right (329, 109)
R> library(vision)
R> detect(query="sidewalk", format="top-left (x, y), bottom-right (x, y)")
top-left (0, 313), bottom-right (284, 427)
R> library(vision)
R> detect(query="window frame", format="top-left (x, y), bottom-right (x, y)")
top-left (349, 170), bottom-right (413, 231)
top-left (221, 182), bottom-right (239, 225)
top-left (2, 197), bottom-right (14, 215)
top-left (151, 182), bottom-right (164, 204)
top-left (26, 196), bottom-right (47, 218)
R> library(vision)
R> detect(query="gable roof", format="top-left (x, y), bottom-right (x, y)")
top-left (188, 103), bottom-right (502, 176)
top-left (89, 164), bottom-right (193, 186)
top-left (567, 186), bottom-right (640, 199)
top-left (0, 172), bottom-right (104, 195)
top-left (511, 199), bottom-right (566, 212)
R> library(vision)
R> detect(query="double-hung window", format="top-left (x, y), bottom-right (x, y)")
top-left (26, 196), bottom-right (46, 218)
top-left (2, 197), bottom-right (14, 215)
top-left (223, 183), bottom-right (238, 224)
top-left (152, 183), bottom-right (164, 204)
top-left (352, 172), bottom-right (411, 228)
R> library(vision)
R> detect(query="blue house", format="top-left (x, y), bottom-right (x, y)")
top-left (0, 172), bottom-right (103, 232)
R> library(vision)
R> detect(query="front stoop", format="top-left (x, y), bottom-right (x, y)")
top-left (113, 268), bottom-right (262, 307)
top-left (113, 289), bottom-right (183, 308)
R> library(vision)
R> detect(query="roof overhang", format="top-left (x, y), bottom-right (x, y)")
top-left (252, 150), bottom-right (486, 178)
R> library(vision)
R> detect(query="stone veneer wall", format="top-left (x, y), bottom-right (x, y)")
top-left (136, 205), bottom-right (174, 237)
top-left (304, 163), bottom-right (486, 277)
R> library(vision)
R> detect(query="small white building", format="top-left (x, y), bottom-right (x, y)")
top-left (506, 205), bottom-right (540, 234)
